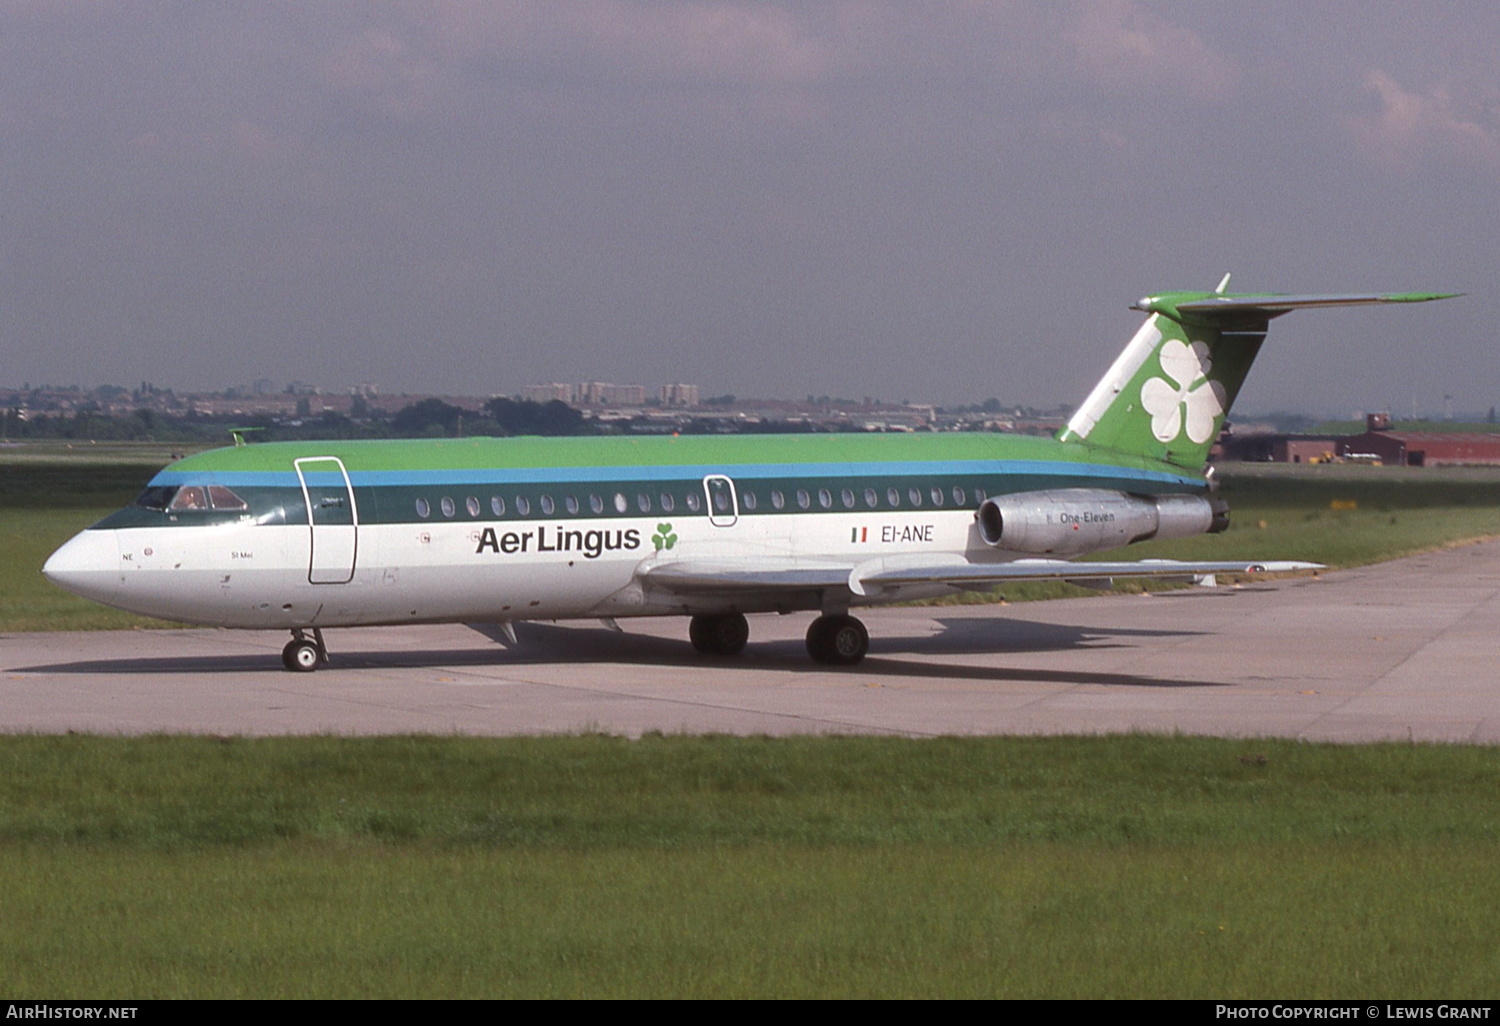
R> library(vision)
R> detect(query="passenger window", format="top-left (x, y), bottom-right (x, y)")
top-left (887, 488), bottom-right (900, 507)
top-left (841, 489), bottom-right (855, 509)
top-left (771, 490), bottom-right (785, 510)
top-left (491, 495), bottom-right (505, 516)
top-left (864, 488), bottom-right (878, 508)
top-left (565, 495), bottom-right (579, 515)
top-left (416, 498), bottom-right (431, 519)
top-left (795, 489), bottom-right (811, 509)
top-left (818, 488), bottom-right (832, 509)
top-left (466, 496), bottom-right (481, 517)
top-left (975, 486), bottom-right (987, 502)
top-left (515, 496), bottom-right (531, 516)
top-left (742, 491), bottom-right (757, 510)
top-left (169, 486), bottom-right (209, 512)
top-left (715, 491), bottom-right (730, 512)
top-left (952, 486), bottom-right (966, 506)
top-left (614, 493), bottom-right (628, 513)
top-left (930, 487), bottom-right (944, 506)
top-left (540, 495), bottom-right (555, 515)
top-left (908, 488), bottom-right (922, 507)
top-left (590, 494), bottom-right (604, 514)
top-left (659, 493), bottom-right (674, 513)
top-left (637, 493), bottom-right (652, 513)
top-left (207, 486), bottom-right (248, 511)
top-left (441, 497), bottom-right (456, 517)
top-left (685, 492), bottom-right (701, 512)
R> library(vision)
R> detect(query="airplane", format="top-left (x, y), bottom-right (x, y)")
top-left (42, 280), bottom-right (1454, 671)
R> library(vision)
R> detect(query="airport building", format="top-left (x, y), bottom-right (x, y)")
top-left (1221, 413), bottom-right (1500, 467)
top-left (1338, 413), bottom-right (1500, 466)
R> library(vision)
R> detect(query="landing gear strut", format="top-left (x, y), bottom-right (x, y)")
top-left (281, 628), bottom-right (328, 672)
top-left (806, 614), bottom-right (869, 666)
top-left (689, 613), bottom-right (750, 657)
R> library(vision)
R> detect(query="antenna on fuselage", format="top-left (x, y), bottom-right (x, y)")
top-left (228, 426), bottom-right (265, 447)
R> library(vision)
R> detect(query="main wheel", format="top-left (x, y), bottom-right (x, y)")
top-left (282, 638), bottom-right (321, 673)
top-left (689, 613), bottom-right (750, 657)
top-left (806, 614), bottom-right (869, 666)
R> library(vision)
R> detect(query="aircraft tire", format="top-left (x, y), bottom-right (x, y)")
top-left (689, 613), bottom-right (750, 657)
top-left (806, 614), bottom-right (869, 666)
top-left (282, 638), bottom-right (321, 673)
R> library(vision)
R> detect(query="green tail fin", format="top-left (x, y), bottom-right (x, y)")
top-left (1057, 287), bottom-right (1458, 469)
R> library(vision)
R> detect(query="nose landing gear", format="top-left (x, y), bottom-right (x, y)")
top-left (281, 628), bottom-right (328, 672)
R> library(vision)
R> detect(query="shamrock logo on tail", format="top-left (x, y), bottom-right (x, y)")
top-left (1140, 338), bottom-right (1227, 444)
top-left (652, 523), bottom-right (677, 551)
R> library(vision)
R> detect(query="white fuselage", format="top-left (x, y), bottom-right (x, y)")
top-left (46, 501), bottom-right (987, 629)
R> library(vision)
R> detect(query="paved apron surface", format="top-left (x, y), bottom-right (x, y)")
top-left (4, 540), bottom-right (1498, 741)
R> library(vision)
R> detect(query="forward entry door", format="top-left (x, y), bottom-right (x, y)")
top-left (294, 457), bottom-right (358, 584)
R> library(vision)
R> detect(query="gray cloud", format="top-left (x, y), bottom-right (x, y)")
top-left (0, 1), bottom-right (1493, 417)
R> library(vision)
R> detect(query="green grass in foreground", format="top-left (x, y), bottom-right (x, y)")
top-left (1, 734), bottom-right (1499, 997)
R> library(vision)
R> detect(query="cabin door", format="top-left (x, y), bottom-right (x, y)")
top-left (703, 474), bottom-right (739, 528)
top-left (294, 457), bottom-right (359, 584)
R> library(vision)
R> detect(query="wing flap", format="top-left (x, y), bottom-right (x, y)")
top-left (860, 558), bottom-right (1322, 589)
top-left (642, 561), bottom-right (852, 594)
top-left (642, 557), bottom-right (1321, 599)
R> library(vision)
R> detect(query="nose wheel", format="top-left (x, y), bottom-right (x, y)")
top-left (806, 614), bottom-right (869, 665)
top-left (281, 628), bottom-right (328, 672)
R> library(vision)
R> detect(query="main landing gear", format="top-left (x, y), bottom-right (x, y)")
top-left (805, 614), bottom-right (869, 666)
top-left (689, 613), bottom-right (750, 657)
top-left (281, 628), bottom-right (328, 672)
top-left (686, 612), bottom-right (871, 666)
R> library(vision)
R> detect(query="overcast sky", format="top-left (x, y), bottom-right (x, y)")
top-left (1, 1), bottom-right (1495, 415)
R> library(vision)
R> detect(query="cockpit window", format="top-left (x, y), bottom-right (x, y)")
top-left (134, 484), bottom-right (251, 514)
top-left (134, 486), bottom-right (178, 511)
top-left (207, 485), bottom-right (248, 511)
top-left (169, 486), bottom-right (210, 511)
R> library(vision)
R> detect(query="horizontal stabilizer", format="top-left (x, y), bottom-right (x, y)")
top-left (1135, 291), bottom-right (1460, 322)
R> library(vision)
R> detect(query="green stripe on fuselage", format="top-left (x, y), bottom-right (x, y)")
top-left (155, 432), bottom-right (1196, 479)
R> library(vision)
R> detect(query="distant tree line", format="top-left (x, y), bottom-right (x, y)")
top-left (0, 396), bottom-right (877, 445)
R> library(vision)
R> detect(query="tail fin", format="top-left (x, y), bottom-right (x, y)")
top-left (1057, 285), bottom-right (1458, 468)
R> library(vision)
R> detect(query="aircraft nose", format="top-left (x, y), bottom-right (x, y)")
top-left (42, 529), bottom-right (122, 605)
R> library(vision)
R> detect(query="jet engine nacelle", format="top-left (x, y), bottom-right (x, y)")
top-left (975, 489), bottom-right (1227, 556)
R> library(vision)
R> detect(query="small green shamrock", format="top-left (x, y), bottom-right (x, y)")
top-left (652, 522), bottom-right (677, 551)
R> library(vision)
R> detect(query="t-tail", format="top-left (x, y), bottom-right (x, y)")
top-left (1057, 278), bottom-right (1458, 469)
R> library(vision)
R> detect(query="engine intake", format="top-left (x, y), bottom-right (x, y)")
top-left (976, 489), bottom-right (1226, 556)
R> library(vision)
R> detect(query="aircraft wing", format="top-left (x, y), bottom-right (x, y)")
top-left (641, 557), bottom-right (1321, 598)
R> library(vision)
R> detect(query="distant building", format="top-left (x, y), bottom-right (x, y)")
top-left (1339, 413), bottom-right (1500, 466)
top-left (659, 383), bottom-right (700, 407)
top-left (577, 382), bottom-right (646, 406)
top-left (522, 383), bottom-right (577, 404)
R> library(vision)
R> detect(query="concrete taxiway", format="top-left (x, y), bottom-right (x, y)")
top-left (4, 538), bottom-right (1499, 741)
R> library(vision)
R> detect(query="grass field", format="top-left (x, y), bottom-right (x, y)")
top-left (2, 733), bottom-right (1499, 998)
top-left (0, 451), bottom-right (187, 630)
